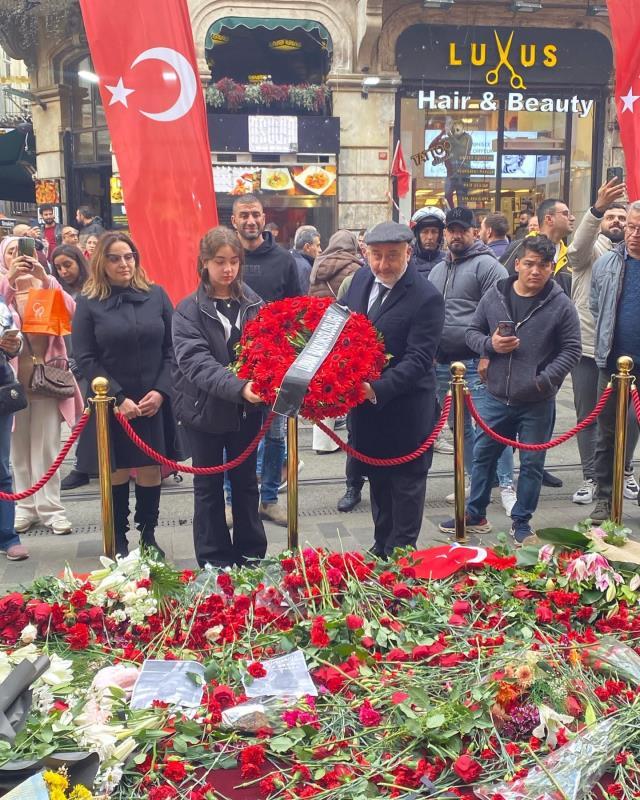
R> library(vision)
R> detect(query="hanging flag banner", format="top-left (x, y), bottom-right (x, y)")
top-left (391, 141), bottom-right (411, 198)
top-left (607, 0), bottom-right (640, 198)
top-left (78, 0), bottom-right (218, 304)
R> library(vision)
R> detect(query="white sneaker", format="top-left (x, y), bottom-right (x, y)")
top-left (572, 478), bottom-right (596, 505)
top-left (434, 432), bottom-right (455, 455)
top-left (500, 485), bottom-right (517, 517)
top-left (14, 517), bottom-right (36, 534)
top-left (624, 472), bottom-right (639, 500)
top-left (446, 483), bottom-right (470, 504)
top-left (50, 518), bottom-right (73, 535)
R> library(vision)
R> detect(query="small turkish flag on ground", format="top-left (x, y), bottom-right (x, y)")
top-left (608, 0), bottom-right (640, 198)
top-left (391, 141), bottom-right (411, 198)
top-left (79, 0), bottom-right (218, 304)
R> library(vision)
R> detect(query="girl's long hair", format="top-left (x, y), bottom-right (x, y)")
top-left (197, 226), bottom-right (244, 300)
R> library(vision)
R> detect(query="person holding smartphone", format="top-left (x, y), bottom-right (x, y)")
top-left (440, 236), bottom-right (581, 545)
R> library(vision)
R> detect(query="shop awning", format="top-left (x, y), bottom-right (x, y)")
top-left (0, 126), bottom-right (36, 203)
top-left (206, 17), bottom-right (332, 53)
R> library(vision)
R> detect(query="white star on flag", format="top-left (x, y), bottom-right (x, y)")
top-left (620, 86), bottom-right (640, 113)
top-left (105, 77), bottom-right (135, 107)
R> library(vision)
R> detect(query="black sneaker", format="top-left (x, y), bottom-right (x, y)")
top-left (61, 470), bottom-right (90, 490)
top-left (542, 470), bottom-right (563, 488)
top-left (590, 499), bottom-right (611, 523)
top-left (337, 488), bottom-right (361, 513)
top-left (510, 521), bottom-right (534, 545)
top-left (439, 514), bottom-right (492, 535)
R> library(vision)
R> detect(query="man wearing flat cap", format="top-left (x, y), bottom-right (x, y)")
top-left (343, 221), bottom-right (445, 557)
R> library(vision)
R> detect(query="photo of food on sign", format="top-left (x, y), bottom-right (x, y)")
top-left (214, 164), bottom-right (336, 197)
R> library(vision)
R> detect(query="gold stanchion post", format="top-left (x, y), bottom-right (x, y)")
top-left (287, 416), bottom-right (299, 550)
top-left (450, 362), bottom-right (468, 543)
top-left (611, 355), bottom-right (634, 524)
top-left (90, 377), bottom-right (116, 559)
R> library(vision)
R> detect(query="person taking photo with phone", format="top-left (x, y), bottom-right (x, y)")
top-left (440, 236), bottom-right (581, 545)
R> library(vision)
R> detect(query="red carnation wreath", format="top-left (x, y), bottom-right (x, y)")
top-left (234, 296), bottom-right (387, 422)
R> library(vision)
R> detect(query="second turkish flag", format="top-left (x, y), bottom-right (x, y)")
top-left (79, 0), bottom-right (218, 304)
top-left (608, 0), bottom-right (640, 199)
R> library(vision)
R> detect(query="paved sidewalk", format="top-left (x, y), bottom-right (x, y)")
top-left (2, 381), bottom-right (639, 593)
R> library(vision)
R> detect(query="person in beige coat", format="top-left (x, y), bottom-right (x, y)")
top-left (308, 230), bottom-right (362, 452)
top-left (567, 177), bottom-right (636, 506)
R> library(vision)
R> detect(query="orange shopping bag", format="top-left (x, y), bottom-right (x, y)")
top-left (21, 288), bottom-right (72, 336)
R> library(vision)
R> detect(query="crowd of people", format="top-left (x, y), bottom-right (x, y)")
top-left (0, 176), bottom-right (637, 564)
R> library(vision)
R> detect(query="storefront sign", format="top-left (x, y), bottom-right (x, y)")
top-left (396, 25), bottom-right (612, 88)
top-left (248, 115), bottom-right (297, 153)
top-left (418, 90), bottom-right (594, 118)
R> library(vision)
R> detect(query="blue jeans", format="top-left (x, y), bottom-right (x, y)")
top-left (436, 360), bottom-right (513, 485)
top-left (260, 410), bottom-right (285, 505)
top-left (0, 414), bottom-right (20, 550)
top-left (467, 392), bottom-right (555, 525)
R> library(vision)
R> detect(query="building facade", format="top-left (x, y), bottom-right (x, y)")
top-left (0, 0), bottom-right (621, 237)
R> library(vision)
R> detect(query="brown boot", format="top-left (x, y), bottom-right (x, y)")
top-left (259, 502), bottom-right (287, 528)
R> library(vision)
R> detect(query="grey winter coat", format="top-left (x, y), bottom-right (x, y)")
top-left (466, 275), bottom-right (581, 405)
top-left (567, 208), bottom-right (616, 359)
top-left (428, 240), bottom-right (507, 361)
top-left (590, 243), bottom-right (628, 369)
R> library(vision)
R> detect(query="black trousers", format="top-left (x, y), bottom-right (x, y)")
top-left (184, 415), bottom-right (267, 568)
top-left (345, 415), bottom-right (364, 492)
top-left (368, 467), bottom-right (427, 556)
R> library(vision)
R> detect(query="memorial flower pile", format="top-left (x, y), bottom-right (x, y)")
top-left (234, 296), bottom-right (387, 421)
top-left (0, 535), bottom-right (640, 798)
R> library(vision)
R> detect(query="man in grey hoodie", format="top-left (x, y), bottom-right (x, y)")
top-left (429, 207), bottom-right (513, 510)
top-left (440, 236), bottom-right (581, 544)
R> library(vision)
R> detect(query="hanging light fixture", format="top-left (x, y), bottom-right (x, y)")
top-left (269, 38), bottom-right (302, 52)
top-left (210, 32), bottom-right (230, 46)
top-left (586, 2), bottom-right (607, 14)
top-left (511, 0), bottom-right (542, 10)
top-left (423, 0), bottom-right (454, 7)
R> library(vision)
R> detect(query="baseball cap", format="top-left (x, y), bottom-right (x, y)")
top-left (445, 207), bottom-right (476, 230)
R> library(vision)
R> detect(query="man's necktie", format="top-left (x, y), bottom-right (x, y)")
top-left (368, 285), bottom-right (389, 319)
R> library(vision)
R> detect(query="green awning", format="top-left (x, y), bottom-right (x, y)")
top-left (0, 127), bottom-right (36, 203)
top-left (206, 16), bottom-right (332, 53)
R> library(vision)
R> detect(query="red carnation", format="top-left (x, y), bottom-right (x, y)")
top-left (247, 662), bottom-right (267, 679)
top-left (163, 760), bottom-right (187, 782)
top-left (392, 582), bottom-right (412, 599)
top-left (453, 753), bottom-right (483, 783)
top-left (535, 604), bottom-right (554, 623)
top-left (239, 743), bottom-right (266, 779)
top-left (65, 622), bottom-right (90, 650)
top-left (310, 616), bottom-right (330, 648)
top-left (346, 614), bottom-right (364, 630)
top-left (358, 699), bottom-right (382, 727)
top-left (452, 600), bottom-right (471, 614)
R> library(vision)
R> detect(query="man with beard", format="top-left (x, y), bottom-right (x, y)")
top-left (231, 194), bottom-right (301, 528)
top-left (291, 225), bottom-right (321, 294)
top-left (566, 179), bottom-right (638, 506)
top-left (409, 206), bottom-right (446, 279)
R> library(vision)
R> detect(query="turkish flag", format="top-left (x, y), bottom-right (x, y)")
top-left (608, 0), bottom-right (640, 198)
top-left (78, 0), bottom-right (218, 304)
top-left (391, 141), bottom-right (412, 198)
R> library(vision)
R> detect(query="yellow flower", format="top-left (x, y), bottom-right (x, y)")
top-left (49, 789), bottom-right (67, 800)
top-left (69, 786), bottom-right (94, 800)
top-left (44, 770), bottom-right (69, 791)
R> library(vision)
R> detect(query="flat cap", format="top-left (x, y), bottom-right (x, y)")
top-left (364, 222), bottom-right (414, 245)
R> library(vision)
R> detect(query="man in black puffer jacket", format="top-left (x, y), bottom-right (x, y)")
top-left (408, 206), bottom-right (446, 279)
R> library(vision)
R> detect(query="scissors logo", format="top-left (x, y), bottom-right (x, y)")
top-left (485, 31), bottom-right (526, 90)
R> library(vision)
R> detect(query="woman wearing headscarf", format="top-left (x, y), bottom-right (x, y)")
top-left (308, 229), bottom-right (363, 453)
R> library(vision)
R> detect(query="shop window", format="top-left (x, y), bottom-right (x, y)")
top-left (67, 56), bottom-right (109, 165)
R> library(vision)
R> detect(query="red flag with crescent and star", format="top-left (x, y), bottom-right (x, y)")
top-left (78, 0), bottom-right (217, 304)
top-left (608, 0), bottom-right (640, 199)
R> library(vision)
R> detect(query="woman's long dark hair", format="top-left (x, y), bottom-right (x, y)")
top-left (197, 226), bottom-right (245, 300)
top-left (50, 245), bottom-right (90, 295)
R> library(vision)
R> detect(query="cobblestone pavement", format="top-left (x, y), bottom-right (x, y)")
top-left (2, 380), bottom-right (638, 592)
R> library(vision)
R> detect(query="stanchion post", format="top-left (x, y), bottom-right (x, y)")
top-left (287, 416), bottom-right (299, 550)
top-left (450, 362), bottom-right (468, 543)
top-left (90, 377), bottom-right (115, 559)
top-left (612, 356), bottom-right (634, 525)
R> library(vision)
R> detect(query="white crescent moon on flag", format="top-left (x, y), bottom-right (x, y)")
top-left (131, 47), bottom-right (197, 122)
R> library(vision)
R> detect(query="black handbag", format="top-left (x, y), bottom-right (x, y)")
top-left (0, 380), bottom-right (27, 416)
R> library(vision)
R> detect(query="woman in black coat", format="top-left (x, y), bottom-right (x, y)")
top-left (172, 226), bottom-right (266, 568)
top-left (72, 232), bottom-right (175, 557)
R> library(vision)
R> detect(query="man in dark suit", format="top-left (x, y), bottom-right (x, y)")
top-left (344, 222), bottom-right (445, 557)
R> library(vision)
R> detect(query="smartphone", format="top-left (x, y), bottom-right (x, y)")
top-left (606, 166), bottom-right (624, 184)
top-left (497, 320), bottom-right (516, 337)
top-left (4, 329), bottom-right (19, 336)
top-left (17, 237), bottom-right (35, 258)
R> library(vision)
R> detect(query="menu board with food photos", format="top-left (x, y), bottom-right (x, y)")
top-left (214, 164), bottom-right (336, 198)
top-left (34, 179), bottom-right (60, 205)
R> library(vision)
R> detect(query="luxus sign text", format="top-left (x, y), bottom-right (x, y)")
top-left (418, 90), bottom-right (594, 119)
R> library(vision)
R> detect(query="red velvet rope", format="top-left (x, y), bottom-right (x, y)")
top-left (0, 411), bottom-right (91, 501)
top-left (115, 411), bottom-right (275, 474)
top-left (314, 394), bottom-right (452, 466)
top-left (632, 387), bottom-right (640, 426)
top-left (465, 386), bottom-right (613, 451)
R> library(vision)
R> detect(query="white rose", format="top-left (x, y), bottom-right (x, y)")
top-left (20, 623), bottom-right (38, 644)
